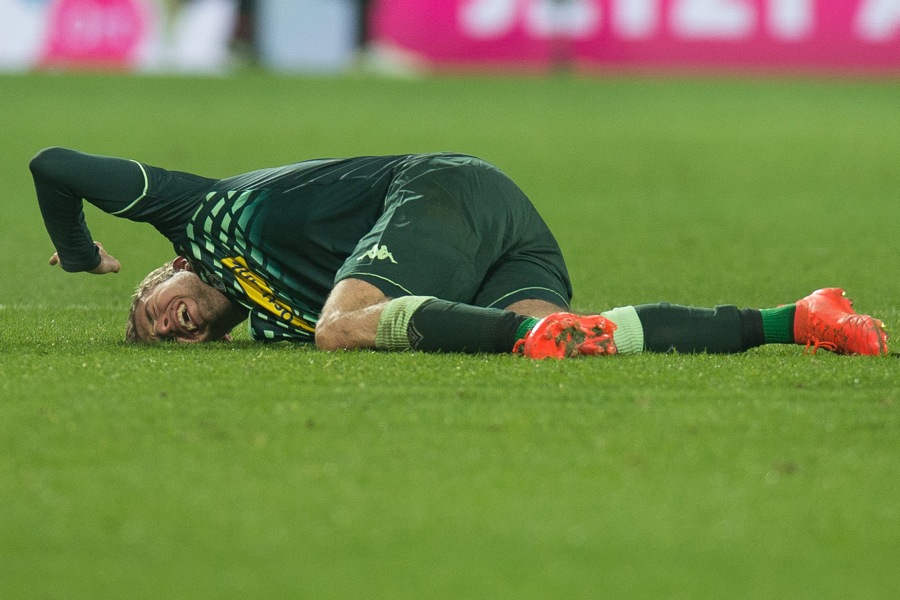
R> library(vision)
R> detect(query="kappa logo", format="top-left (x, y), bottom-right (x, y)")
top-left (357, 243), bottom-right (398, 264)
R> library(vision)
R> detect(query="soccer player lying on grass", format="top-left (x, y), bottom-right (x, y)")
top-left (31, 147), bottom-right (889, 357)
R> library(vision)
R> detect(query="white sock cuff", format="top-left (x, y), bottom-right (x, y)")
top-left (601, 305), bottom-right (644, 354)
top-left (375, 296), bottom-right (436, 351)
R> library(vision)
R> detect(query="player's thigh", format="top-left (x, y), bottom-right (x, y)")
top-left (334, 156), bottom-right (503, 302)
top-left (473, 251), bottom-right (572, 310)
top-left (335, 154), bottom-right (572, 306)
top-left (320, 278), bottom-right (388, 317)
top-left (504, 298), bottom-right (567, 318)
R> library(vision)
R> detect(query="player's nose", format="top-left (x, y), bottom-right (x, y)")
top-left (155, 312), bottom-right (174, 335)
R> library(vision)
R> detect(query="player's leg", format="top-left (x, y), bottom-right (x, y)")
top-left (314, 278), bottom-right (389, 350)
top-left (316, 278), bottom-right (545, 353)
top-left (504, 299), bottom-right (565, 319)
top-left (323, 157), bottom-right (889, 357)
top-left (319, 283), bottom-right (888, 357)
top-left (325, 291), bottom-right (774, 357)
top-left (517, 289), bottom-right (889, 358)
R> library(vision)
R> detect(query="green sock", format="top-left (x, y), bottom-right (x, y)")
top-left (759, 305), bottom-right (796, 344)
top-left (516, 317), bottom-right (541, 342)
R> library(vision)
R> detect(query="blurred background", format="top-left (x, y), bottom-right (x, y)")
top-left (2, 0), bottom-right (899, 76)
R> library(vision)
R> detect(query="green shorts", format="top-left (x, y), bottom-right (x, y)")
top-left (335, 153), bottom-right (572, 309)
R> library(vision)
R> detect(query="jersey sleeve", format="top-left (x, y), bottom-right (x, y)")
top-left (30, 147), bottom-right (212, 272)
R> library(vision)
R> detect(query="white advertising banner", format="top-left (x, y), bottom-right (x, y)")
top-left (256, 0), bottom-right (359, 72)
top-left (0, 0), bottom-right (54, 71)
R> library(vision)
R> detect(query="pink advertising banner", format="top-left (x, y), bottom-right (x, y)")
top-left (372, 0), bottom-right (900, 71)
top-left (41, 0), bottom-right (154, 68)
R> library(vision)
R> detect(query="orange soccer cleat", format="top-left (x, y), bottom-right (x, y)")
top-left (793, 288), bottom-right (889, 355)
top-left (514, 313), bottom-right (618, 359)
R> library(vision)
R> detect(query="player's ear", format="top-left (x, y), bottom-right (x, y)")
top-left (172, 256), bottom-right (193, 272)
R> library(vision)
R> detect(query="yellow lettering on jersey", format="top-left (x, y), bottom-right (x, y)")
top-left (221, 256), bottom-right (315, 333)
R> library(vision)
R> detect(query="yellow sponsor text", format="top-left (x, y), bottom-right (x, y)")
top-left (221, 256), bottom-right (315, 333)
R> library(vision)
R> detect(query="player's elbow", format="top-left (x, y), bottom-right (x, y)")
top-left (29, 147), bottom-right (70, 180)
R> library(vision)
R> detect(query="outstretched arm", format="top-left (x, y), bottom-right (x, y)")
top-left (30, 147), bottom-right (147, 273)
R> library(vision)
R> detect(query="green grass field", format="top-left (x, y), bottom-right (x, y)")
top-left (1, 72), bottom-right (898, 599)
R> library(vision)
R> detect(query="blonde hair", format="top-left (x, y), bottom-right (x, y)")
top-left (124, 259), bottom-right (177, 343)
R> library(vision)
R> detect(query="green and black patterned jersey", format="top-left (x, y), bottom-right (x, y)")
top-left (31, 148), bottom-right (413, 342)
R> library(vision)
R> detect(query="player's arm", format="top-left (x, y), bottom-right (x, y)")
top-left (30, 147), bottom-right (148, 273)
top-left (48, 241), bottom-right (120, 274)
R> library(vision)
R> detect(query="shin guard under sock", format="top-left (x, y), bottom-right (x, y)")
top-left (634, 303), bottom-right (765, 354)
top-left (377, 297), bottom-right (528, 353)
top-left (408, 299), bottom-right (527, 353)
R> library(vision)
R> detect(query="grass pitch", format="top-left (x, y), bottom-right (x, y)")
top-left (1, 72), bottom-right (898, 599)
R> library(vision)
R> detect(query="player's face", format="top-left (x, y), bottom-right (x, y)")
top-left (133, 271), bottom-right (238, 343)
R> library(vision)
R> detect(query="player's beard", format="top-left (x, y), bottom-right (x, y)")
top-left (193, 280), bottom-right (242, 340)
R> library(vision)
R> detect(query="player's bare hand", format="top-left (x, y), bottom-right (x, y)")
top-left (49, 242), bottom-right (121, 274)
top-left (88, 242), bottom-right (121, 274)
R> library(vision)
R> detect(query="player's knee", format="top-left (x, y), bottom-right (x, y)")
top-left (314, 316), bottom-right (358, 352)
top-left (316, 279), bottom-right (387, 351)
